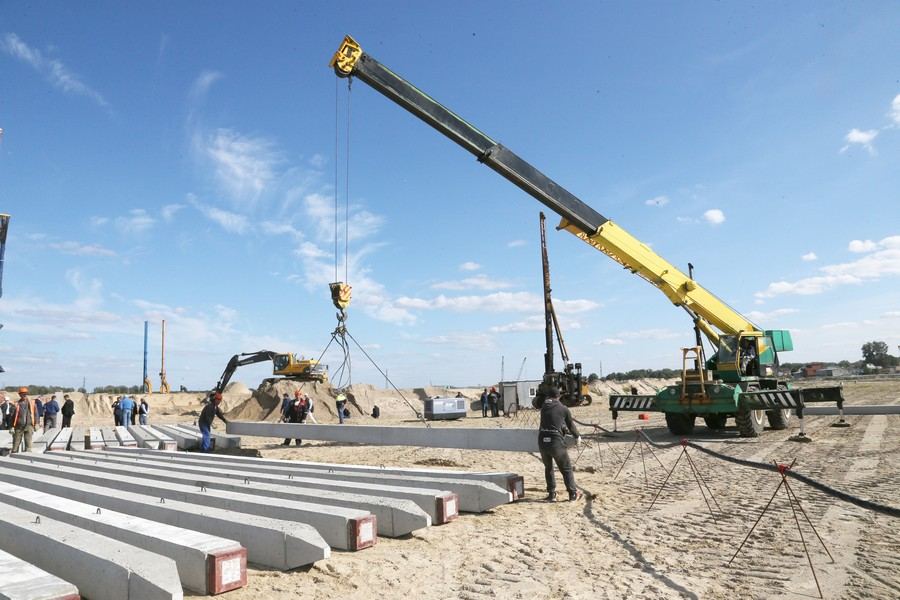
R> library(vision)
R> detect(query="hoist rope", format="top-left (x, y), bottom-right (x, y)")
top-left (344, 78), bottom-right (351, 283)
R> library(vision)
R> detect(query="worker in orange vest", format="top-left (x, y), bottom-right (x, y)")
top-left (11, 387), bottom-right (37, 453)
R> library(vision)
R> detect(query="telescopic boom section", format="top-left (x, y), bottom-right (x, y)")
top-left (330, 36), bottom-right (760, 340)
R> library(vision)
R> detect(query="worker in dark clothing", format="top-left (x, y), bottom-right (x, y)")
top-left (480, 388), bottom-right (489, 417)
top-left (537, 385), bottom-right (582, 502)
top-left (198, 392), bottom-right (228, 452)
top-left (488, 387), bottom-right (500, 418)
top-left (0, 393), bottom-right (14, 430)
top-left (61, 394), bottom-right (75, 428)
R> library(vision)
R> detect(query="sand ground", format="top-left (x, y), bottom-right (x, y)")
top-left (43, 379), bottom-right (900, 599)
top-left (177, 379), bottom-right (900, 600)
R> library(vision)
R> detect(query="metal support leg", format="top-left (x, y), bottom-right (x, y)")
top-left (831, 398), bottom-right (850, 428)
top-left (790, 407), bottom-right (812, 443)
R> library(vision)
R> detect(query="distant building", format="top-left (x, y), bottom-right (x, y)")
top-left (499, 379), bottom-right (541, 412)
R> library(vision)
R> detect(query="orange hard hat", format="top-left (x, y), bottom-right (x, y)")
top-left (214, 392), bottom-right (223, 401)
top-left (18, 386), bottom-right (28, 394)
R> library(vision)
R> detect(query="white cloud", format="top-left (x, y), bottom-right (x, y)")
top-left (432, 274), bottom-right (513, 291)
top-left (303, 192), bottom-right (384, 243)
top-left (188, 70), bottom-right (222, 106)
top-left (840, 128), bottom-right (878, 155)
top-left (507, 240), bottom-right (527, 248)
top-left (195, 128), bottom-right (281, 205)
top-left (884, 311), bottom-right (900, 318)
top-left (645, 195), bottom-right (669, 207)
top-left (161, 204), bottom-right (185, 222)
top-left (744, 308), bottom-right (799, 322)
top-left (703, 209), bottom-right (725, 225)
top-left (490, 314), bottom-right (582, 333)
top-left (756, 235), bottom-right (900, 298)
top-left (89, 216), bottom-right (109, 227)
top-left (459, 261), bottom-right (481, 271)
top-left (801, 252), bottom-right (818, 262)
top-left (848, 239), bottom-right (877, 253)
top-left (115, 209), bottom-right (155, 233)
top-left (616, 328), bottom-right (681, 340)
top-left (189, 197), bottom-right (248, 234)
top-left (595, 338), bottom-right (624, 345)
top-left (49, 241), bottom-right (117, 257)
top-left (394, 291), bottom-right (598, 314)
top-left (676, 216), bottom-right (695, 224)
top-left (423, 332), bottom-right (496, 350)
top-left (1, 33), bottom-right (108, 107)
top-left (889, 94), bottom-right (900, 125)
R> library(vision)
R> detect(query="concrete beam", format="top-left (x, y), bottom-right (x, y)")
top-left (145, 426), bottom-right (177, 451)
top-left (69, 427), bottom-right (86, 451)
top-left (86, 449), bottom-right (458, 525)
top-left (0, 499), bottom-right (183, 600)
top-left (105, 447), bottom-right (510, 512)
top-left (0, 465), bottom-right (328, 570)
top-left (127, 426), bottom-right (165, 451)
top-left (86, 427), bottom-right (104, 450)
top-left (0, 430), bottom-right (11, 453)
top-left (114, 426), bottom-right (138, 447)
top-left (152, 425), bottom-right (198, 451)
top-left (101, 427), bottom-right (120, 448)
top-left (54, 451), bottom-right (429, 537)
top-left (228, 421), bottom-right (544, 452)
top-left (0, 480), bottom-right (247, 595)
top-left (4, 456), bottom-right (376, 551)
top-left (177, 424), bottom-right (242, 449)
top-left (803, 404), bottom-right (900, 415)
top-left (0, 547), bottom-right (80, 600)
top-left (48, 428), bottom-right (72, 452)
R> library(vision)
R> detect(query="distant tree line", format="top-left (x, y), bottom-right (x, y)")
top-left (596, 368), bottom-right (680, 382)
top-left (3, 385), bottom-right (77, 395)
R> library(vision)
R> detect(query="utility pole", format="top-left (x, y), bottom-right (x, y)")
top-left (142, 321), bottom-right (151, 393)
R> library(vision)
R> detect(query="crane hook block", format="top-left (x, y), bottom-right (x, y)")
top-left (330, 281), bottom-right (352, 311)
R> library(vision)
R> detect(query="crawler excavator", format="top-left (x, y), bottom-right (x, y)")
top-left (328, 36), bottom-right (845, 437)
top-left (213, 351), bottom-right (327, 394)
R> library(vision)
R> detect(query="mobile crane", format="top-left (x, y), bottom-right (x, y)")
top-left (329, 36), bottom-right (843, 437)
top-left (538, 212), bottom-right (591, 408)
top-left (213, 351), bottom-right (327, 394)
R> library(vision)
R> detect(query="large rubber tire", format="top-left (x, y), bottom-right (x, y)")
top-left (736, 406), bottom-right (766, 437)
top-left (665, 413), bottom-right (696, 435)
top-left (703, 414), bottom-right (728, 431)
top-left (582, 394), bottom-right (593, 406)
top-left (766, 408), bottom-right (791, 430)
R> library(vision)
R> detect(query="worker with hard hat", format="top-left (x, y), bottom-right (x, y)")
top-left (198, 391), bottom-right (229, 452)
top-left (11, 387), bottom-right (37, 453)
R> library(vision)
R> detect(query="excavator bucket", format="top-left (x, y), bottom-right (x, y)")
top-left (330, 281), bottom-right (352, 311)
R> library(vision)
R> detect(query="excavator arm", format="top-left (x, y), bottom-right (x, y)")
top-left (330, 36), bottom-right (759, 344)
top-left (214, 350), bottom-right (279, 393)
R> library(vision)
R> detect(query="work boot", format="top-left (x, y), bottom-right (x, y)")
top-left (545, 492), bottom-right (557, 502)
top-left (568, 490), bottom-right (583, 502)
top-left (281, 440), bottom-right (290, 446)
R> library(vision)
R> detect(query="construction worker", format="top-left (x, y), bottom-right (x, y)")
top-left (111, 396), bottom-right (122, 426)
top-left (42, 394), bottom-right (60, 431)
top-left (138, 398), bottom-right (150, 425)
top-left (335, 391), bottom-right (347, 424)
top-left (119, 395), bottom-right (135, 427)
top-left (0, 392), bottom-right (14, 430)
top-left (198, 392), bottom-right (228, 452)
top-left (61, 394), bottom-right (75, 428)
top-left (480, 388), bottom-right (488, 418)
top-left (537, 385), bottom-right (582, 502)
top-left (488, 387), bottom-right (500, 418)
top-left (11, 387), bottom-right (37, 453)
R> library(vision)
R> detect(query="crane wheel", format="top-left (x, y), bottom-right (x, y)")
top-left (765, 384), bottom-right (792, 430)
top-left (581, 394), bottom-right (593, 406)
top-left (665, 413), bottom-right (696, 435)
top-left (703, 414), bottom-right (728, 431)
top-left (736, 406), bottom-right (765, 437)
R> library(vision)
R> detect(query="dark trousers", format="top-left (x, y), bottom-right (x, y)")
top-left (538, 433), bottom-right (576, 495)
top-left (62, 415), bottom-right (72, 428)
top-left (283, 414), bottom-right (306, 446)
top-left (481, 399), bottom-right (488, 417)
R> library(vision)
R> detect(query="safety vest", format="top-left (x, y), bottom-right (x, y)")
top-left (12, 399), bottom-right (36, 428)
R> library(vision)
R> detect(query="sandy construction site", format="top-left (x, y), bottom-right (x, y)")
top-left (62, 376), bottom-right (894, 600)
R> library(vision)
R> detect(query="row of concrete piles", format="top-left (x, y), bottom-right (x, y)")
top-left (0, 426), bottom-right (523, 600)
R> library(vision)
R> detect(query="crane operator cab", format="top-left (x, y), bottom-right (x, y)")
top-left (712, 332), bottom-right (786, 383)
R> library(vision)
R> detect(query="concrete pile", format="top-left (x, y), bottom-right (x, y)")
top-left (0, 446), bottom-right (522, 598)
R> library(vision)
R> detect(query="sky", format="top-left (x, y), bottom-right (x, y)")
top-left (1, 2), bottom-right (898, 391)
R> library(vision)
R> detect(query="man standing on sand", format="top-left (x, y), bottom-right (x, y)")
top-left (119, 395), bottom-right (135, 427)
top-left (335, 391), bottom-right (347, 424)
top-left (198, 392), bottom-right (228, 452)
top-left (11, 387), bottom-right (36, 454)
top-left (138, 398), bottom-right (150, 425)
top-left (537, 385), bottom-right (582, 502)
top-left (61, 394), bottom-right (75, 428)
top-left (0, 393), bottom-right (14, 430)
top-left (42, 394), bottom-right (60, 432)
top-left (488, 387), bottom-right (500, 418)
top-left (480, 388), bottom-right (489, 418)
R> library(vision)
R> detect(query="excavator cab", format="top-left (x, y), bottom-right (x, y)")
top-left (272, 353), bottom-right (329, 383)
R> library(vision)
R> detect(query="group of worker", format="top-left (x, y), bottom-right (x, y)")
top-left (479, 387), bottom-right (502, 417)
top-left (0, 388), bottom-right (76, 453)
top-left (109, 395), bottom-right (150, 427)
top-left (280, 390), bottom-right (315, 445)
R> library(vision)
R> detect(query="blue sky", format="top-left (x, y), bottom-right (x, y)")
top-left (1, 2), bottom-right (898, 390)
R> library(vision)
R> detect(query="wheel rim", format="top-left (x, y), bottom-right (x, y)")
top-left (752, 410), bottom-right (765, 425)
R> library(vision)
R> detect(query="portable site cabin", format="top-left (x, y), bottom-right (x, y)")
top-left (423, 396), bottom-right (467, 420)
top-left (499, 380), bottom-right (541, 412)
